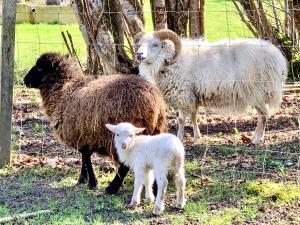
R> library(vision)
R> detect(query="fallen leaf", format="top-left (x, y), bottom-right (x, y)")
top-left (201, 176), bottom-right (211, 186)
top-left (258, 205), bottom-right (269, 213)
top-left (240, 134), bottom-right (251, 143)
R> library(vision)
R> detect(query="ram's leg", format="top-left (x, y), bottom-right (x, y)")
top-left (77, 152), bottom-right (88, 184)
top-left (251, 106), bottom-right (268, 144)
top-left (177, 110), bottom-right (187, 141)
top-left (105, 163), bottom-right (129, 195)
top-left (81, 150), bottom-right (97, 190)
top-left (144, 170), bottom-right (155, 203)
top-left (128, 170), bottom-right (144, 208)
top-left (191, 111), bottom-right (201, 143)
top-left (153, 170), bottom-right (168, 215)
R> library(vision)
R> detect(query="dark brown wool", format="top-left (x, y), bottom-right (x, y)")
top-left (38, 55), bottom-right (167, 160)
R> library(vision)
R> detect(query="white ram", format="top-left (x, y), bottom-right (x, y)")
top-left (134, 29), bottom-right (288, 144)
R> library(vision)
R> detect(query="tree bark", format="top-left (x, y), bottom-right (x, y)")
top-left (151, 0), bottom-right (167, 30)
top-left (234, 0), bottom-right (295, 61)
top-left (166, 0), bottom-right (189, 36)
top-left (288, 0), bottom-right (300, 37)
top-left (189, 0), bottom-right (205, 38)
top-left (71, 0), bottom-right (141, 75)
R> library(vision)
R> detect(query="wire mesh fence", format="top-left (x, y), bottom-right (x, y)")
top-left (12, 0), bottom-right (300, 178)
top-left (2, 0), bottom-right (300, 223)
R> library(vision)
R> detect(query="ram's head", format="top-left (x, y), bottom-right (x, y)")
top-left (134, 29), bottom-right (182, 65)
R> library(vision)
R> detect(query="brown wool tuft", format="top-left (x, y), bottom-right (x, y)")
top-left (38, 54), bottom-right (167, 160)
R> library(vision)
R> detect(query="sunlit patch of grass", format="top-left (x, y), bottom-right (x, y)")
top-left (245, 180), bottom-right (300, 203)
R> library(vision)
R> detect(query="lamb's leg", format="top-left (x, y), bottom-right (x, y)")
top-left (144, 170), bottom-right (155, 203)
top-left (191, 111), bottom-right (201, 143)
top-left (153, 172), bottom-right (168, 215)
top-left (177, 110), bottom-right (187, 141)
top-left (128, 170), bottom-right (144, 208)
top-left (251, 106), bottom-right (268, 145)
top-left (82, 150), bottom-right (98, 190)
top-left (105, 163), bottom-right (129, 195)
top-left (174, 163), bottom-right (186, 209)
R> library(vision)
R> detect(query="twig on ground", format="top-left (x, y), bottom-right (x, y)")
top-left (0, 209), bottom-right (53, 224)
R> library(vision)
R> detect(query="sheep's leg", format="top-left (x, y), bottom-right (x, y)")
top-left (105, 163), bottom-right (129, 195)
top-left (77, 153), bottom-right (88, 184)
top-left (174, 164), bottom-right (186, 209)
top-left (153, 172), bottom-right (168, 215)
top-left (82, 150), bottom-right (98, 190)
top-left (144, 170), bottom-right (155, 203)
top-left (251, 106), bottom-right (268, 145)
top-left (191, 111), bottom-right (201, 143)
top-left (177, 110), bottom-right (187, 141)
top-left (128, 170), bottom-right (144, 208)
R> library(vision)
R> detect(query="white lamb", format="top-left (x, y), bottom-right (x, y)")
top-left (134, 29), bottom-right (288, 144)
top-left (105, 122), bottom-right (186, 215)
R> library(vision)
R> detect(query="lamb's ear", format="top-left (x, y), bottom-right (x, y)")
top-left (105, 124), bottom-right (117, 133)
top-left (134, 127), bottom-right (145, 134)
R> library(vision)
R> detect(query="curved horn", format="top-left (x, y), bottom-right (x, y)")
top-left (133, 31), bottom-right (145, 44)
top-left (154, 29), bottom-right (182, 65)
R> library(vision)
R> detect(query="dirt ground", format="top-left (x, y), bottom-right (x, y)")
top-left (0, 90), bottom-right (299, 224)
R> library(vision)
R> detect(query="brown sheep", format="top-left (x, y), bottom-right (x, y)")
top-left (24, 53), bottom-right (167, 193)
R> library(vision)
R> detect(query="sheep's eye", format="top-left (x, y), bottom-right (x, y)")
top-left (152, 43), bottom-right (159, 48)
top-left (116, 134), bottom-right (119, 136)
top-left (37, 67), bottom-right (43, 72)
top-left (130, 135), bottom-right (133, 138)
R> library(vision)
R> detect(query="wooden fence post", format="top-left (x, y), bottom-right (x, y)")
top-left (0, 0), bottom-right (17, 167)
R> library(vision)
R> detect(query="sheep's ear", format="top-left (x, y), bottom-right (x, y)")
top-left (105, 124), bottom-right (116, 133)
top-left (161, 40), bottom-right (168, 49)
top-left (134, 127), bottom-right (145, 134)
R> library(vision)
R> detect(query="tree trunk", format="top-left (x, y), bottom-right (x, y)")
top-left (71, 0), bottom-right (142, 75)
top-left (150, 0), bottom-right (167, 30)
top-left (288, 0), bottom-right (300, 37)
top-left (166, 0), bottom-right (189, 36)
top-left (233, 0), bottom-right (295, 61)
top-left (189, 0), bottom-right (205, 38)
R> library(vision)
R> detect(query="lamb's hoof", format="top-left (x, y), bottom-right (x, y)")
top-left (105, 183), bottom-right (120, 195)
top-left (126, 201), bottom-right (139, 209)
top-left (153, 204), bottom-right (164, 215)
top-left (88, 179), bottom-right (98, 190)
top-left (175, 200), bottom-right (186, 209)
top-left (145, 195), bottom-right (155, 203)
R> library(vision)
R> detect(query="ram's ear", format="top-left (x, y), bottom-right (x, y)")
top-left (105, 124), bottom-right (117, 133)
top-left (134, 127), bottom-right (145, 134)
top-left (161, 40), bottom-right (168, 49)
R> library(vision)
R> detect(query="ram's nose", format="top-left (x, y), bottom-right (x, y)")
top-left (121, 143), bottom-right (127, 150)
top-left (136, 52), bottom-right (145, 62)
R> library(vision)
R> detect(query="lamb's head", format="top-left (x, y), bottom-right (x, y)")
top-left (134, 29), bottom-right (182, 81)
top-left (105, 123), bottom-right (145, 152)
top-left (24, 53), bottom-right (76, 89)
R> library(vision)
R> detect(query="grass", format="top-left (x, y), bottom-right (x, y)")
top-left (0, 153), bottom-right (299, 224)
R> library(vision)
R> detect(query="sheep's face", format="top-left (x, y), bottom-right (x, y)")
top-left (106, 123), bottom-right (145, 152)
top-left (24, 53), bottom-right (61, 89)
top-left (135, 34), bottom-right (175, 65)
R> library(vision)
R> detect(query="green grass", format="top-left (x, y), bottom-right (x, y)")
top-left (1, 161), bottom-right (299, 224)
